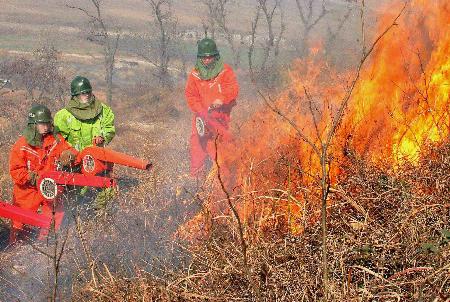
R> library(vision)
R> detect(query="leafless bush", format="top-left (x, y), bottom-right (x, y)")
top-left (70, 141), bottom-right (449, 301)
top-left (248, 0), bottom-right (286, 89)
top-left (0, 45), bottom-right (67, 103)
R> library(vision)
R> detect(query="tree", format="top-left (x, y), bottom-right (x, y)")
top-left (200, 0), bottom-right (244, 68)
top-left (295, 0), bottom-right (328, 57)
top-left (248, 0), bottom-right (286, 87)
top-left (133, 0), bottom-right (179, 89)
top-left (324, 5), bottom-right (353, 56)
top-left (249, 2), bottom-right (407, 299)
top-left (67, 0), bottom-right (120, 105)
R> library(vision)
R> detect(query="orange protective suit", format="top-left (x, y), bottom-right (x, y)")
top-left (9, 133), bottom-right (77, 239)
top-left (185, 63), bottom-right (239, 176)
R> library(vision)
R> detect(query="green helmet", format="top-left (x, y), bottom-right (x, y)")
top-left (28, 104), bottom-right (52, 124)
top-left (71, 76), bottom-right (92, 96)
top-left (197, 38), bottom-right (219, 57)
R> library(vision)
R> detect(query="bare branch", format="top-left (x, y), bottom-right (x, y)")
top-left (66, 4), bottom-right (99, 21)
top-left (213, 135), bottom-right (247, 268)
top-left (258, 89), bottom-right (322, 157)
top-left (325, 2), bottom-right (407, 149)
top-left (304, 86), bottom-right (323, 145)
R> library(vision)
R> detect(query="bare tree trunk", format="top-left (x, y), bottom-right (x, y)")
top-left (67, 0), bottom-right (120, 105)
top-left (324, 7), bottom-right (352, 55)
top-left (295, 0), bottom-right (327, 57)
top-left (249, 0), bottom-right (285, 88)
top-left (142, 0), bottom-right (177, 88)
top-left (105, 61), bottom-right (114, 104)
top-left (200, 0), bottom-right (247, 68)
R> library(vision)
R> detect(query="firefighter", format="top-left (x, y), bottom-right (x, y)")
top-left (185, 38), bottom-right (239, 177)
top-left (54, 76), bottom-right (115, 152)
top-left (9, 104), bottom-right (77, 243)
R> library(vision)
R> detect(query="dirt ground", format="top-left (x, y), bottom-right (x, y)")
top-left (0, 84), bottom-right (210, 300)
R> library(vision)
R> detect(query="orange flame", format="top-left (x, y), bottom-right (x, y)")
top-left (178, 0), bottom-right (449, 240)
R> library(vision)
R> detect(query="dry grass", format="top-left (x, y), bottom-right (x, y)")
top-left (70, 139), bottom-right (449, 301)
top-left (0, 70), bottom-right (447, 301)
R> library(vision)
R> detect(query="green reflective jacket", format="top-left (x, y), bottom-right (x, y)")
top-left (54, 103), bottom-right (115, 151)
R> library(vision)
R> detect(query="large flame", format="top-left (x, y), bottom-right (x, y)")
top-left (179, 0), bottom-right (449, 240)
top-left (344, 0), bottom-right (449, 164)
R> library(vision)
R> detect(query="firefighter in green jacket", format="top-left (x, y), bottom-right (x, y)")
top-left (54, 76), bottom-right (115, 151)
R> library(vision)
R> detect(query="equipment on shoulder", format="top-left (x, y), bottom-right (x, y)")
top-left (79, 146), bottom-right (152, 175)
top-left (38, 146), bottom-right (152, 200)
top-left (37, 171), bottom-right (116, 200)
top-left (1, 147), bottom-right (152, 231)
top-left (71, 76), bottom-right (92, 96)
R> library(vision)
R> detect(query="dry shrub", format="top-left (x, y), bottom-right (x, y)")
top-left (0, 46), bottom-right (67, 103)
top-left (74, 140), bottom-right (449, 301)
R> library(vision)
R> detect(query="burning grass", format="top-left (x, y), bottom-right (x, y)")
top-left (71, 141), bottom-right (449, 301)
top-left (0, 1), bottom-right (448, 300)
top-left (70, 1), bottom-right (449, 299)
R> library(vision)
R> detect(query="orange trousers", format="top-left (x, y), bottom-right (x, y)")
top-left (189, 111), bottom-right (233, 177)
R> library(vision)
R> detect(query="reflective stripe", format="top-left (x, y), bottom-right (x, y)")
top-left (47, 140), bottom-right (58, 157)
top-left (20, 146), bottom-right (39, 157)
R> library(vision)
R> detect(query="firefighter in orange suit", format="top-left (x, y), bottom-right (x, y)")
top-left (9, 104), bottom-right (77, 242)
top-left (185, 38), bottom-right (239, 177)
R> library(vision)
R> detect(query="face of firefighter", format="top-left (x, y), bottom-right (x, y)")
top-left (36, 122), bottom-right (52, 135)
top-left (79, 92), bottom-right (92, 103)
top-left (201, 56), bottom-right (215, 66)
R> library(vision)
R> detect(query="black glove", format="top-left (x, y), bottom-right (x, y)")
top-left (28, 171), bottom-right (38, 186)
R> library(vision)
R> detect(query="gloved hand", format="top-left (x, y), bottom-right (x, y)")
top-left (208, 99), bottom-right (223, 112)
top-left (92, 136), bottom-right (105, 146)
top-left (59, 150), bottom-right (76, 167)
top-left (28, 171), bottom-right (38, 186)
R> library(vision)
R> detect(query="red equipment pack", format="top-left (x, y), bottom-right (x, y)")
top-left (37, 171), bottom-right (117, 200)
top-left (1, 147), bottom-right (151, 229)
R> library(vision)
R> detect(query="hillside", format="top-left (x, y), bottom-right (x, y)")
top-left (0, 0), bottom-right (448, 301)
